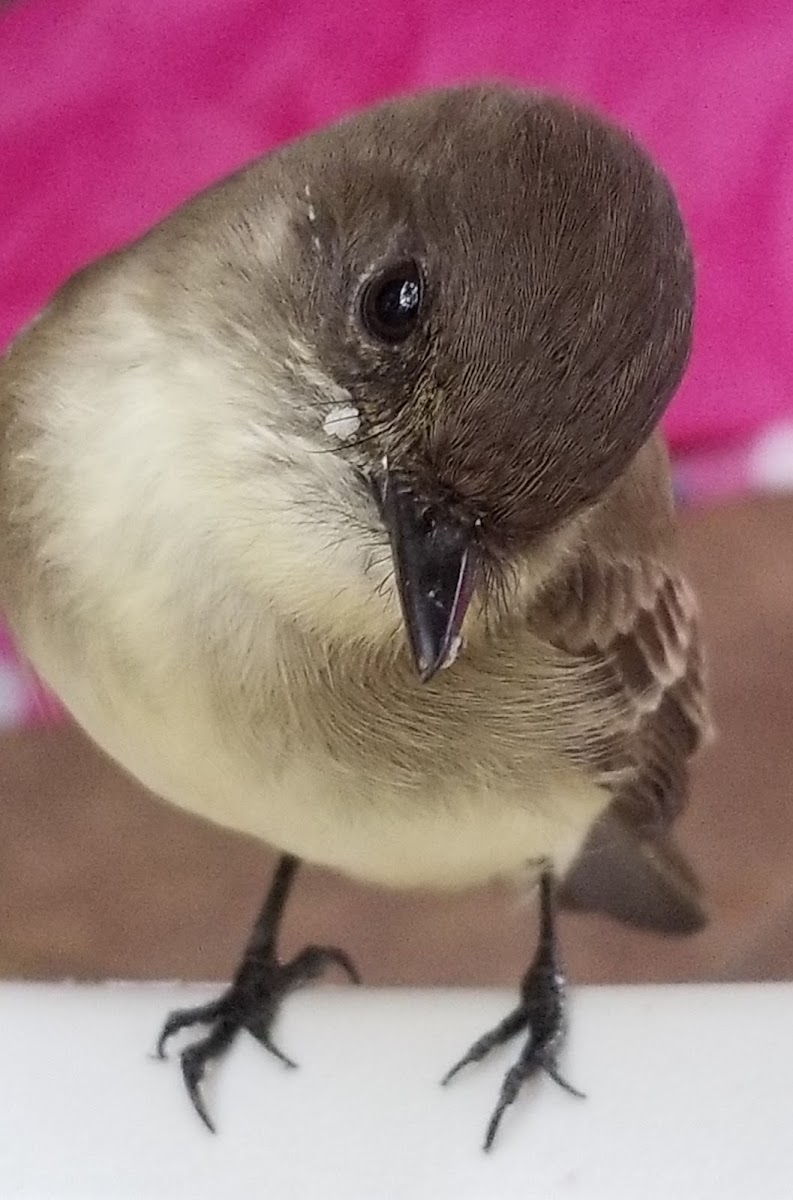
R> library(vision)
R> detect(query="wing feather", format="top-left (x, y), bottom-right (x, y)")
top-left (530, 439), bottom-right (712, 933)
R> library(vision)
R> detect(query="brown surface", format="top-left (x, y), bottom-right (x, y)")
top-left (1, 495), bottom-right (792, 985)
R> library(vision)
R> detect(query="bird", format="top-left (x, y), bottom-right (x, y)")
top-left (0, 83), bottom-right (710, 1150)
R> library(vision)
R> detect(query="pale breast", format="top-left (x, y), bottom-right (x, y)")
top-left (18, 608), bottom-right (614, 892)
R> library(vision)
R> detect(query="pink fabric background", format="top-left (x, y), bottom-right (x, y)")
top-left (0, 0), bottom-right (791, 727)
top-left (3, 0), bottom-right (792, 450)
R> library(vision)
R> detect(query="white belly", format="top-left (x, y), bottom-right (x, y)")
top-left (22, 624), bottom-right (611, 892)
top-left (64, 704), bottom-right (608, 892)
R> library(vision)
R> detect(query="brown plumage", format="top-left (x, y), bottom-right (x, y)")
top-left (533, 437), bottom-right (711, 931)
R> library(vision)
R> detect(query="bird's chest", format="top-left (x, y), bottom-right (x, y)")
top-left (21, 605), bottom-right (612, 890)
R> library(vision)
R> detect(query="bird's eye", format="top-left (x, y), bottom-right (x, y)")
top-left (360, 261), bottom-right (423, 344)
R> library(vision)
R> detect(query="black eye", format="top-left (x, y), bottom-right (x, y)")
top-left (360, 261), bottom-right (423, 344)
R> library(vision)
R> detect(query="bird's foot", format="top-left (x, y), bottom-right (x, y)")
top-left (443, 872), bottom-right (583, 1150)
top-left (442, 958), bottom-right (583, 1150)
top-left (156, 942), bottom-right (360, 1132)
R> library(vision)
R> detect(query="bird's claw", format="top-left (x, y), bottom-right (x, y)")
top-left (156, 941), bottom-right (360, 1132)
top-left (444, 982), bottom-right (583, 1150)
top-left (443, 873), bottom-right (582, 1151)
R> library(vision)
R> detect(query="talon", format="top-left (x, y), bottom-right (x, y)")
top-left (484, 1099), bottom-right (509, 1152)
top-left (441, 1061), bottom-right (464, 1087)
top-left (247, 1016), bottom-right (299, 1069)
top-left (543, 1058), bottom-right (586, 1099)
top-left (181, 1046), bottom-right (217, 1134)
top-left (441, 1049), bottom-right (479, 1086)
top-left (442, 1008), bottom-right (528, 1086)
top-left (332, 949), bottom-right (362, 985)
top-left (156, 998), bottom-right (225, 1059)
top-left (156, 1016), bottom-right (183, 1060)
top-left (260, 1034), bottom-right (298, 1070)
top-left (484, 1062), bottom-right (527, 1151)
top-left (156, 1015), bottom-right (185, 1060)
top-left (283, 944), bottom-right (363, 988)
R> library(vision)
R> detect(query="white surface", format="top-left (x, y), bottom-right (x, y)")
top-left (2, 981), bottom-right (792, 1199)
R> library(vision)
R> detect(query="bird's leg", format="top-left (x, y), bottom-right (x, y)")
top-left (442, 870), bottom-right (583, 1150)
top-left (156, 853), bottom-right (360, 1132)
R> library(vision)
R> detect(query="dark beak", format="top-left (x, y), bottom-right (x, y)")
top-left (374, 468), bottom-right (479, 681)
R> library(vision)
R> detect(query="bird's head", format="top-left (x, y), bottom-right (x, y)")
top-left (147, 85), bottom-right (693, 676)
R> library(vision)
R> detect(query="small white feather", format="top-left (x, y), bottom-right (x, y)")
top-left (323, 404), bottom-right (361, 441)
